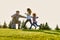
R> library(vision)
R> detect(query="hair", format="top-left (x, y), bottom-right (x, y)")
top-left (27, 8), bottom-right (31, 11)
top-left (33, 13), bottom-right (36, 17)
top-left (27, 8), bottom-right (32, 14)
top-left (16, 10), bottom-right (19, 13)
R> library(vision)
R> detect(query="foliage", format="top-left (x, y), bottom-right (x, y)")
top-left (39, 22), bottom-right (51, 30)
top-left (3, 22), bottom-right (7, 28)
top-left (55, 25), bottom-right (60, 30)
top-left (0, 23), bottom-right (2, 28)
top-left (8, 21), bottom-right (12, 29)
top-left (44, 22), bottom-right (51, 30)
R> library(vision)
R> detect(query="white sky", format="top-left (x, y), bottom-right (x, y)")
top-left (0, 0), bottom-right (60, 29)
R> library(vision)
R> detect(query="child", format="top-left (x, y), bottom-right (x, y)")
top-left (24, 8), bottom-right (32, 27)
top-left (29, 13), bottom-right (39, 29)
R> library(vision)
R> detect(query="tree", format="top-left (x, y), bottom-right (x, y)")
top-left (9, 21), bottom-right (12, 29)
top-left (0, 24), bottom-right (2, 28)
top-left (39, 24), bottom-right (43, 30)
top-left (21, 21), bottom-right (27, 29)
top-left (3, 22), bottom-right (7, 28)
top-left (44, 22), bottom-right (51, 30)
top-left (55, 25), bottom-right (60, 30)
top-left (42, 23), bottom-right (45, 30)
top-left (39, 23), bottom-right (45, 30)
top-left (39, 22), bottom-right (51, 30)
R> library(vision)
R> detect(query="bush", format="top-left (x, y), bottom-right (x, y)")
top-left (9, 21), bottom-right (12, 29)
top-left (3, 22), bottom-right (7, 28)
top-left (0, 24), bottom-right (2, 28)
top-left (39, 22), bottom-right (51, 30)
top-left (55, 25), bottom-right (60, 30)
top-left (44, 22), bottom-right (51, 30)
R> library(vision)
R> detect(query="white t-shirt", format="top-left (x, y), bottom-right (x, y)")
top-left (11, 14), bottom-right (20, 22)
top-left (25, 13), bottom-right (32, 19)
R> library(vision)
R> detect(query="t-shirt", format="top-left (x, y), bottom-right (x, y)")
top-left (25, 13), bottom-right (32, 20)
top-left (11, 14), bottom-right (20, 23)
top-left (33, 17), bottom-right (38, 22)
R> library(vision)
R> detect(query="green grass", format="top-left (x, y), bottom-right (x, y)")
top-left (0, 29), bottom-right (60, 40)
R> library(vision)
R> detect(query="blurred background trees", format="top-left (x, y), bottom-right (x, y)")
top-left (0, 21), bottom-right (60, 30)
top-left (39, 22), bottom-right (51, 30)
top-left (55, 24), bottom-right (60, 30)
top-left (3, 21), bottom-right (8, 28)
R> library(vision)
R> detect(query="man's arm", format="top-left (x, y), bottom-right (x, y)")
top-left (19, 15), bottom-right (26, 18)
top-left (11, 15), bottom-right (15, 18)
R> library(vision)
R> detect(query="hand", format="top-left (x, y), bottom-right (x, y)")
top-left (37, 17), bottom-right (39, 18)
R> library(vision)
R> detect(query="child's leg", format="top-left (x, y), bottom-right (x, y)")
top-left (33, 24), bottom-right (36, 29)
top-left (30, 22), bottom-right (36, 29)
top-left (35, 22), bottom-right (39, 26)
top-left (11, 21), bottom-right (16, 29)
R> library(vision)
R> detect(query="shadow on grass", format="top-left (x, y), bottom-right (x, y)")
top-left (22, 29), bottom-right (44, 32)
top-left (55, 30), bottom-right (60, 33)
top-left (22, 29), bottom-right (60, 35)
top-left (42, 31), bottom-right (60, 35)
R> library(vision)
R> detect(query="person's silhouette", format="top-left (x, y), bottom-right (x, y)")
top-left (11, 10), bottom-right (26, 29)
top-left (29, 13), bottom-right (39, 29)
top-left (24, 8), bottom-right (32, 28)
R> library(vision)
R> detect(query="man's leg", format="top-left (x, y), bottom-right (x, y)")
top-left (11, 21), bottom-right (16, 29)
top-left (12, 23), bottom-right (16, 29)
top-left (18, 21), bottom-right (21, 29)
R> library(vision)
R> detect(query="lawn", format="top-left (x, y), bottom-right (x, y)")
top-left (0, 29), bottom-right (60, 40)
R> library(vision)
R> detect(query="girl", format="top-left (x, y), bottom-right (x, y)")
top-left (24, 8), bottom-right (32, 27)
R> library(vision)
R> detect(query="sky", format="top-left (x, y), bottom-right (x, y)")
top-left (0, 0), bottom-right (60, 29)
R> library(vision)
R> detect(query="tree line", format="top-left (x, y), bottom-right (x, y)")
top-left (0, 21), bottom-right (60, 30)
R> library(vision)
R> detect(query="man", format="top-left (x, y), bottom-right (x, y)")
top-left (11, 10), bottom-right (26, 29)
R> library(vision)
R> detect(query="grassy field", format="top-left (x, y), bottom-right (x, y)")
top-left (0, 29), bottom-right (60, 40)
